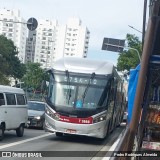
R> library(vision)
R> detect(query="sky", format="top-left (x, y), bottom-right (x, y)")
top-left (1, 0), bottom-right (147, 65)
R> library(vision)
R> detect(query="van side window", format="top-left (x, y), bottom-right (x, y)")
top-left (16, 94), bottom-right (25, 105)
top-left (6, 94), bottom-right (16, 105)
top-left (0, 93), bottom-right (5, 106)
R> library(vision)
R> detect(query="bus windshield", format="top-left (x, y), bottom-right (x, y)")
top-left (47, 72), bottom-right (109, 109)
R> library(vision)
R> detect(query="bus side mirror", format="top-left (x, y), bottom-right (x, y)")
top-left (41, 80), bottom-right (47, 94)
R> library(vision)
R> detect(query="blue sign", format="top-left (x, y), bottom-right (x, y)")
top-left (76, 100), bottom-right (83, 108)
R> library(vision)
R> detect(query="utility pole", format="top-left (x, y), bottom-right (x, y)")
top-left (142, 0), bottom-right (148, 49)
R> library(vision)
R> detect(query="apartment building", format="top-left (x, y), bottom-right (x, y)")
top-left (25, 30), bottom-right (36, 63)
top-left (0, 8), bottom-right (90, 68)
top-left (0, 9), bottom-right (27, 63)
top-left (55, 18), bottom-right (90, 60)
top-left (34, 19), bottom-right (58, 69)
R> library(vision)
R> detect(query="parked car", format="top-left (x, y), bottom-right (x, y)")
top-left (123, 111), bottom-right (128, 123)
top-left (27, 101), bottom-right (45, 129)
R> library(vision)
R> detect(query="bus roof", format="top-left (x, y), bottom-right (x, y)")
top-left (53, 57), bottom-right (114, 75)
top-left (0, 85), bottom-right (25, 94)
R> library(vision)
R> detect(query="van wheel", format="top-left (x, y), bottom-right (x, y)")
top-left (56, 132), bottom-right (63, 137)
top-left (0, 125), bottom-right (4, 141)
top-left (16, 124), bottom-right (24, 137)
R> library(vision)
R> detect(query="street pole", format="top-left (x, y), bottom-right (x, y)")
top-left (142, 0), bottom-right (148, 49)
top-left (128, 25), bottom-right (142, 34)
top-left (104, 43), bottom-right (141, 62)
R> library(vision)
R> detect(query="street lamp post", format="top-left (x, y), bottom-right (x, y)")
top-left (102, 37), bottom-right (141, 62)
top-left (128, 25), bottom-right (142, 34)
top-left (104, 43), bottom-right (141, 62)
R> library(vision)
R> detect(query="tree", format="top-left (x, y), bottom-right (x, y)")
top-left (21, 63), bottom-right (45, 91)
top-left (117, 34), bottom-right (142, 72)
top-left (0, 35), bottom-right (26, 84)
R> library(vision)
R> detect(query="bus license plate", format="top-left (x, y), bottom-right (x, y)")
top-left (66, 129), bottom-right (77, 134)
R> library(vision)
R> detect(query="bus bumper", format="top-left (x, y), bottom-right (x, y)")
top-left (45, 115), bottom-right (108, 139)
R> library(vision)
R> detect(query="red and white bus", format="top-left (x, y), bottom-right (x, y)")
top-left (43, 57), bottom-right (126, 139)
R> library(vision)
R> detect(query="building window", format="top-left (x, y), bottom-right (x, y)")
top-left (68, 28), bottom-right (72, 31)
top-left (67, 33), bottom-right (71, 36)
top-left (8, 33), bottom-right (13, 37)
top-left (65, 48), bottom-right (69, 51)
top-left (66, 43), bottom-right (70, 46)
top-left (48, 33), bottom-right (52, 36)
top-left (8, 28), bottom-right (13, 32)
top-left (9, 23), bottom-right (13, 27)
top-left (48, 29), bottom-right (52, 32)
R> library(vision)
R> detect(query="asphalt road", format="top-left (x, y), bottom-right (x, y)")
top-left (0, 123), bottom-right (126, 160)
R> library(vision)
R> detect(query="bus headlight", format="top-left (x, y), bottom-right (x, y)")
top-left (45, 107), bottom-right (60, 121)
top-left (93, 114), bottom-right (106, 123)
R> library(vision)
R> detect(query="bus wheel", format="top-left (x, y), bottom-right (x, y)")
top-left (16, 124), bottom-right (24, 137)
top-left (56, 132), bottom-right (63, 137)
top-left (0, 124), bottom-right (5, 141)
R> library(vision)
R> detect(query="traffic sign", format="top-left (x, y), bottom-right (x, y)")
top-left (27, 18), bottom-right (38, 31)
top-left (102, 38), bottom-right (125, 52)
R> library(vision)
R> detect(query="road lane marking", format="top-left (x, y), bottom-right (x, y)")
top-left (0, 133), bottom-right (53, 150)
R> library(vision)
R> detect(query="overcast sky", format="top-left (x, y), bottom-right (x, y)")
top-left (1, 0), bottom-right (147, 65)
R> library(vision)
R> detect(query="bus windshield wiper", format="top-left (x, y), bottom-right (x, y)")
top-left (82, 72), bottom-right (95, 102)
top-left (65, 70), bottom-right (71, 104)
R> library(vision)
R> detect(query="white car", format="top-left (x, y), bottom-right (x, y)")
top-left (123, 111), bottom-right (128, 122)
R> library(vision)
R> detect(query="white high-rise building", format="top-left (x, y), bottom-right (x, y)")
top-left (34, 19), bottom-right (58, 68)
top-left (55, 18), bottom-right (90, 60)
top-left (32, 18), bottom-right (90, 69)
top-left (0, 9), bottom-right (27, 63)
top-left (25, 30), bottom-right (36, 63)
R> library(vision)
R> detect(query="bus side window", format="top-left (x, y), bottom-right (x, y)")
top-left (109, 79), bottom-right (115, 101)
top-left (0, 93), bottom-right (5, 106)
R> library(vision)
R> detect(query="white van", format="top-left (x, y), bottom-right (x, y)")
top-left (0, 85), bottom-right (28, 140)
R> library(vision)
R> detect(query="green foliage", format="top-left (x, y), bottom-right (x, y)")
top-left (22, 62), bottom-right (45, 91)
top-left (117, 34), bottom-right (142, 72)
top-left (0, 35), bottom-right (26, 84)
